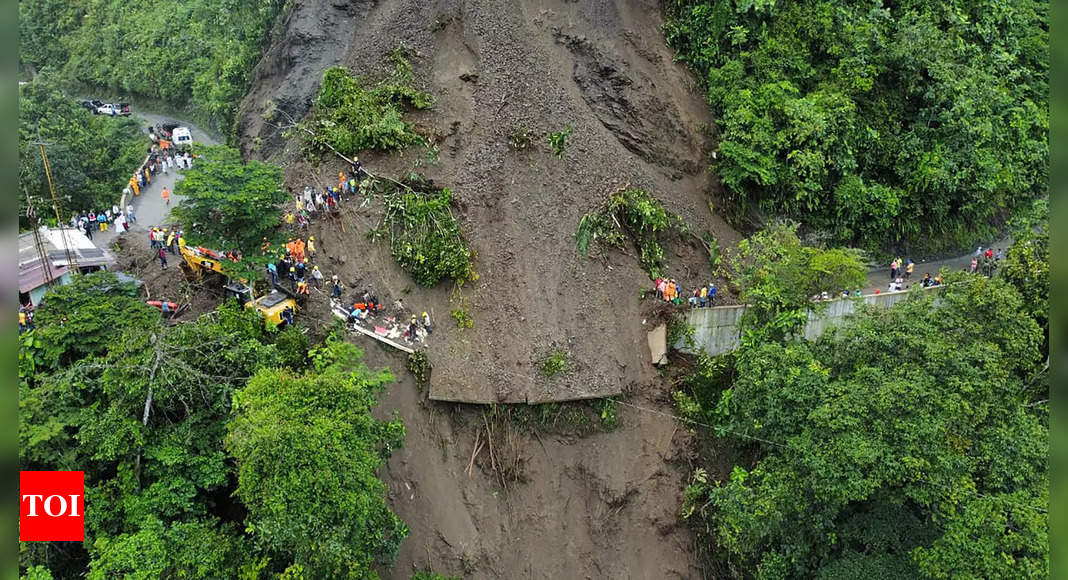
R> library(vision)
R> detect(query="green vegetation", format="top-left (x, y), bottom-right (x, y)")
top-left (720, 221), bottom-right (866, 341)
top-left (509, 127), bottom-right (535, 151)
top-left (407, 351), bottom-right (431, 388)
top-left (19, 0), bottom-right (284, 136)
top-left (411, 573), bottom-right (460, 580)
top-left (20, 274), bottom-right (406, 578)
top-left (665, 0), bottom-right (1048, 253)
top-left (676, 276), bottom-right (1048, 577)
top-left (1001, 198), bottom-right (1048, 333)
top-left (368, 178), bottom-right (474, 287)
top-left (598, 399), bottom-right (619, 430)
top-left (298, 51), bottom-right (432, 158)
top-left (450, 308), bottom-right (474, 330)
top-left (547, 126), bottom-right (574, 158)
top-left (19, 76), bottom-right (145, 227)
top-left (540, 348), bottom-right (571, 378)
top-left (576, 188), bottom-right (687, 279)
top-left (228, 342), bottom-right (407, 576)
top-left (171, 145), bottom-right (288, 280)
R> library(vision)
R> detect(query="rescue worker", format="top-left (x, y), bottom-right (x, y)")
top-left (289, 267), bottom-right (297, 292)
top-left (311, 265), bottom-right (323, 289)
top-left (331, 276), bottom-right (343, 299)
top-left (166, 230), bottom-right (176, 253)
top-left (407, 316), bottom-right (420, 342)
top-left (162, 187), bottom-right (170, 206)
top-left (423, 311), bottom-right (432, 334)
top-left (267, 262), bottom-right (278, 287)
top-left (282, 305), bottom-right (295, 326)
top-left (295, 261), bottom-right (306, 281)
top-left (307, 236), bottom-right (316, 260)
top-left (18, 309), bottom-right (27, 334)
top-left (296, 279), bottom-right (310, 295)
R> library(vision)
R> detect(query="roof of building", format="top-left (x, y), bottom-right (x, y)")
top-left (18, 226), bottom-right (116, 291)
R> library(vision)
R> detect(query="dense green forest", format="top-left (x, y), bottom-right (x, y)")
top-left (19, 75), bottom-right (145, 227)
top-left (665, 0), bottom-right (1048, 253)
top-left (18, 0), bottom-right (284, 136)
top-left (19, 273), bottom-right (407, 579)
top-left (675, 217), bottom-right (1049, 578)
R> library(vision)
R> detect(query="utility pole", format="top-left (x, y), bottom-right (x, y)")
top-left (23, 187), bottom-right (56, 290)
top-left (33, 128), bottom-right (80, 273)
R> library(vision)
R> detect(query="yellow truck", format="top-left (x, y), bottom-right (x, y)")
top-left (179, 239), bottom-right (297, 325)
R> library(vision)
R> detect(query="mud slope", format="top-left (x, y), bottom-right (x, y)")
top-left (361, 346), bottom-right (701, 580)
top-left (239, 0), bottom-right (740, 403)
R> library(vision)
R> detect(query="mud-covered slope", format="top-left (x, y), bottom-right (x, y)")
top-left (238, 0), bottom-right (740, 404)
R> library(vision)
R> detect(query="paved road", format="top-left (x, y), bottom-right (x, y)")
top-left (93, 113), bottom-right (219, 251)
top-left (860, 235), bottom-right (1012, 294)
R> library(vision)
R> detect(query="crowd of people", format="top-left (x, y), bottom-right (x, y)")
top-left (68, 134), bottom-right (194, 241)
top-left (653, 276), bottom-right (717, 308)
top-left (262, 172), bottom-right (433, 343)
top-left (284, 160), bottom-right (368, 230)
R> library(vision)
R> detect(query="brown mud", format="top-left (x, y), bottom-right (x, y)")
top-left (236, 0), bottom-right (743, 576)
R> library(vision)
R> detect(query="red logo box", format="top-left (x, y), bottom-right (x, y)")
top-left (20, 471), bottom-right (85, 541)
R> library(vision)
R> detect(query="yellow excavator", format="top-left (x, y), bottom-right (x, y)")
top-left (178, 239), bottom-right (297, 326)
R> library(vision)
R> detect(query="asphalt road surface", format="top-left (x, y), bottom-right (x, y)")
top-left (93, 113), bottom-right (219, 251)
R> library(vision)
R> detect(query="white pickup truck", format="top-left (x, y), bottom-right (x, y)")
top-left (95, 102), bottom-right (131, 116)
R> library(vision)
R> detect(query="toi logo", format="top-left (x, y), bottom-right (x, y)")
top-left (20, 471), bottom-right (85, 542)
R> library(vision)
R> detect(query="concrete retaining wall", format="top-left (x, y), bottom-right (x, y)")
top-left (678, 286), bottom-right (939, 355)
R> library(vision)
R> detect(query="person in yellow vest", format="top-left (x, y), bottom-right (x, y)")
top-left (165, 230), bottom-right (175, 253)
top-left (284, 212), bottom-right (295, 226)
top-left (18, 310), bottom-right (27, 334)
top-left (143, 167), bottom-right (151, 184)
top-left (130, 177), bottom-right (140, 196)
top-left (307, 236), bottom-right (316, 260)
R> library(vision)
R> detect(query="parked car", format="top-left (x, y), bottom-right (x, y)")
top-left (95, 102), bottom-right (131, 116)
top-left (81, 99), bottom-right (104, 112)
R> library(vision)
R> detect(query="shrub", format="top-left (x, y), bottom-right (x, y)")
top-left (299, 53), bottom-right (431, 157)
top-left (575, 188), bottom-right (686, 279)
top-left (540, 348), bottom-right (570, 378)
top-left (547, 126), bottom-right (573, 158)
top-left (369, 181), bottom-right (473, 287)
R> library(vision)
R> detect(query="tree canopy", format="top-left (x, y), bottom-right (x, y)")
top-left (719, 221), bottom-right (867, 341)
top-left (19, 275), bottom-right (406, 579)
top-left (665, 0), bottom-right (1048, 253)
top-left (19, 0), bottom-right (283, 135)
top-left (171, 145), bottom-right (288, 278)
top-left (677, 275), bottom-right (1048, 578)
top-left (19, 75), bottom-right (145, 227)
top-left (228, 340), bottom-right (408, 578)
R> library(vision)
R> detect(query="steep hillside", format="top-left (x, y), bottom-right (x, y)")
top-left (239, 0), bottom-right (740, 405)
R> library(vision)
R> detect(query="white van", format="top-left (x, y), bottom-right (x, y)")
top-left (172, 127), bottom-right (193, 148)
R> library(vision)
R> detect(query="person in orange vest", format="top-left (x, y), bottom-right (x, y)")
top-left (294, 238), bottom-right (306, 261)
top-left (162, 187), bottom-right (170, 205)
top-left (296, 279), bottom-right (310, 295)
